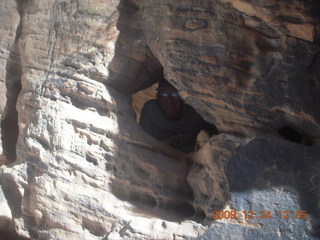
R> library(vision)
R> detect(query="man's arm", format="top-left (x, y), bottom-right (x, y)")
top-left (146, 133), bottom-right (193, 165)
top-left (139, 103), bottom-right (191, 163)
top-left (140, 101), bottom-right (157, 138)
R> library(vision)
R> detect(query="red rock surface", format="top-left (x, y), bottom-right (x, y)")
top-left (0, 0), bottom-right (319, 239)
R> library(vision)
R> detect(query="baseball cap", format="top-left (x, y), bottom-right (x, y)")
top-left (157, 79), bottom-right (178, 91)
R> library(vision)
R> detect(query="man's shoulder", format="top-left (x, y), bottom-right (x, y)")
top-left (142, 99), bottom-right (158, 111)
top-left (182, 103), bottom-right (206, 124)
top-left (141, 99), bottom-right (162, 115)
top-left (183, 103), bottom-right (201, 117)
top-left (144, 99), bottom-right (158, 106)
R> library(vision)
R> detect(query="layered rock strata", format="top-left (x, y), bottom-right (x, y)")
top-left (0, 0), bottom-right (319, 239)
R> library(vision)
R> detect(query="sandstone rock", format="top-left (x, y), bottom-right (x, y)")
top-left (0, 0), bottom-right (319, 239)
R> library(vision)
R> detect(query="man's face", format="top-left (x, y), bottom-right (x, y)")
top-left (157, 88), bottom-right (183, 120)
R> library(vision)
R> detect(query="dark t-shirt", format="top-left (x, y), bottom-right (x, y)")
top-left (140, 99), bottom-right (218, 153)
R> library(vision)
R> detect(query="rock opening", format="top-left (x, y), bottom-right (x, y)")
top-left (278, 126), bottom-right (303, 143)
top-left (278, 126), bottom-right (313, 146)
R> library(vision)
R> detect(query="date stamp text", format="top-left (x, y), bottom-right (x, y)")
top-left (211, 210), bottom-right (308, 220)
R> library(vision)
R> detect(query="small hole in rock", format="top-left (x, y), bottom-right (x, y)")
top-left (135, 167), bottom-right (150, 178)
top-left (278, 126), bottom-right (303, 144)
top-left (193, 209), bottom-right (207, 223)
top-left (163, 201), bottom-right (196, 218)
top-left (82, 218), bottom-right (107, 237)
top-left (85, 154), bottom-right (98, 166)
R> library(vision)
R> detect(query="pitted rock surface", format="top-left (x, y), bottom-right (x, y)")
top-left (0, 0), bottom-right (319, 239)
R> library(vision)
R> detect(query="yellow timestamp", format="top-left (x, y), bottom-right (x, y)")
top-left (211, 210), bottom-right (308, 220)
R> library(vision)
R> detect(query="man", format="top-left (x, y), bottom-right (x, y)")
top-left (140, 79), bottom-right (218, 153)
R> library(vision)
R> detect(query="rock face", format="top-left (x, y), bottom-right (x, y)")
top-left (0, 0), bottom-right (319, 239)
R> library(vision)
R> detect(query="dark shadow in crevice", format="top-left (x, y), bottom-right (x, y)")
top-left (107, 0), bottom-right (165, 96)
top-left (1, 0), bottom-right (23, 163)
top-left (111, 180), bottom-right (196, 222)
top-left (132, 52), bottom-right (164, 94)
top-left (0, 230), bottom-right (31, 240)
top-left (1, 178), bottom-right (22, 218)
top-left (82, 218), bottom-right (107, 237)
top-left (278, 125), bottom-right (314, 146)
top-left (278, 126), bottom-right (303, 143)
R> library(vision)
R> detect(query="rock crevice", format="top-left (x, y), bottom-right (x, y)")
top-left (0, 0), bottom-right (22, 164)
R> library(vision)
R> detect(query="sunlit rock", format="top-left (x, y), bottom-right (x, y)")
top-left (0, 0), bottom-right (319, 239)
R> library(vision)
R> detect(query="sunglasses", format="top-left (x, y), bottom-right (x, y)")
top-left (160, 92), bottom-right (180, 98)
